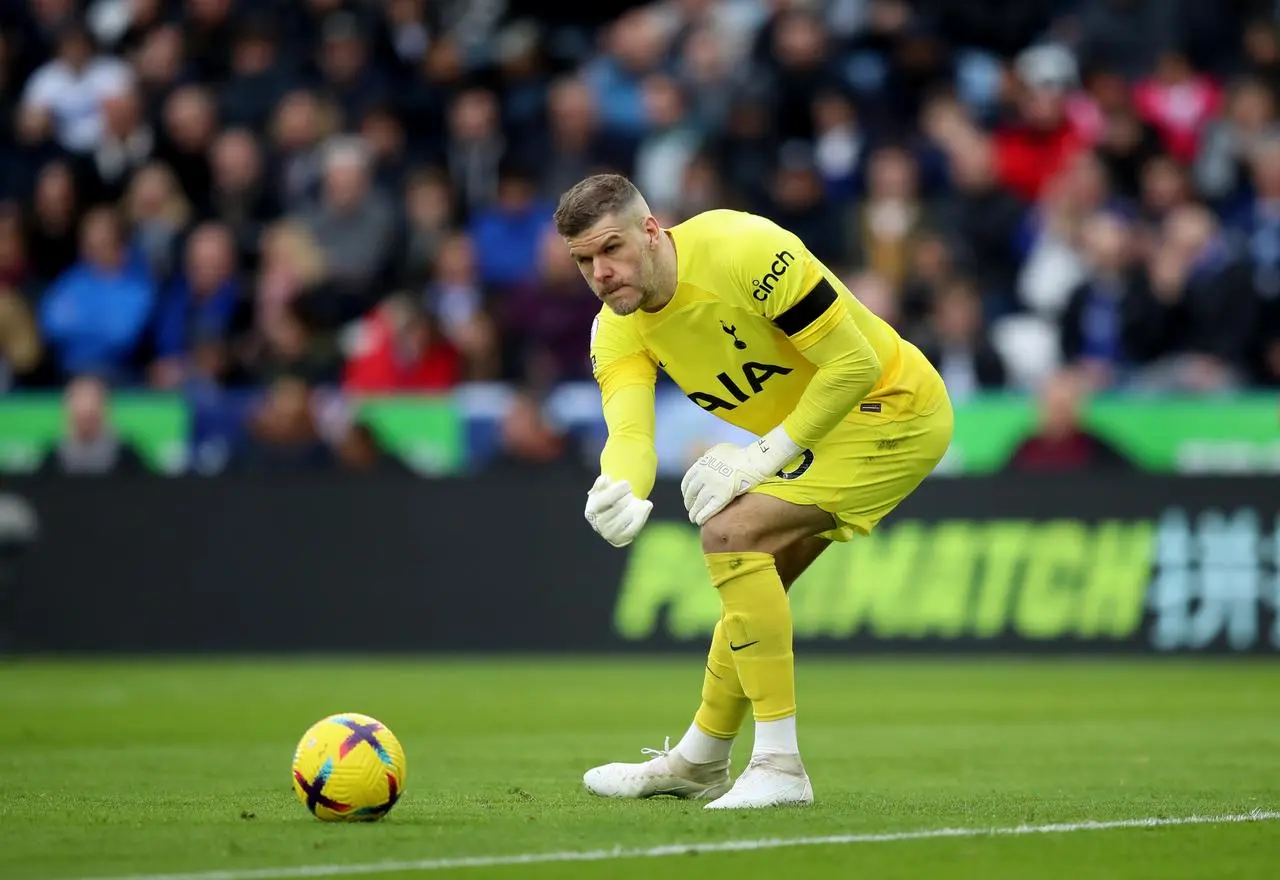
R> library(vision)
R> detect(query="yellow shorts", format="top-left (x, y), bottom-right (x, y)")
top-left (752, 375), bottom-right (953, 542)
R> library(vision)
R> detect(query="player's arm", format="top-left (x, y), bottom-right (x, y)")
top-left (596, 352), bottom-right (658, 499)
top-left (741, 221), bottom-right (881, 464)
top-left (584, 316), bottom-right (658, 546)
top-left (770, 271), bottom-right (882, 451)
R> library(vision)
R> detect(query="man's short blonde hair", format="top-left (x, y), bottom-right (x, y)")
top-left (553, 173), bottom-right (645, 239)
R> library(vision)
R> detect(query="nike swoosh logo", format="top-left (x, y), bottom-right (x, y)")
top-left (729, 640), bottom-right (759, 652)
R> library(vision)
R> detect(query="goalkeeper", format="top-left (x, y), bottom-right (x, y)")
top-left (557, 174), bottom-right (953, 810)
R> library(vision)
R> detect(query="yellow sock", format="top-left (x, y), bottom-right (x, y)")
top-left (693, 619), bottom-right (750, 739)
top-left (705, 552), bottom-right (796, 723)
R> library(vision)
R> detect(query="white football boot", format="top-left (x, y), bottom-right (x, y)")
top-left (583, 736), bottom-right (732, 800)
top-left (703, 753), bottom-right (813, 809)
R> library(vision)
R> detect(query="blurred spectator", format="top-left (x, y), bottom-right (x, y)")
top-left (1059, 211), bottom-right (1165, 389)
top-left (131, 25), bottom-right (185, 118)
top-left (0, 204), bottom-right (43, 388)
top-left (1076, 0), bottom-right (1183, 80)
top-left (1006, 369), bottom-right (1133, 473)
top-left (1133, 49), bottom-right (1222, 165)
top-left (218, 15), bottom-right (294, 132)
top-left (377, 0), bottom-right (431, 84)
top-left (24, 160), bottom-right (81, 285)
top-left (342, 293), bottom-right (461, 393)
top-left (1195, 77), bottom-right (1279, 206)
top-left (231, 374), bottom-right (335, 471)
top-left (669, 150), bottom-right (728, 223)
top-left (467, 160), bottom-right (554, 290)
top-left (1089, 90), bottom-right (1166, 203)
top-left (760, 7), bottom-right (840, 143)
top-left (439, 87), bottom-right (507, 215)
top-left (993, 44), bottom-right (1085, 203)
top-left (494, 391), bottom-right (568, 467)
top-left (0, 203), bottom-right (33, 297)
top-left (17, 21), bottom-right (132, 155)
top-left (675, 24), bottom-right (737, 133)
top-left (634, 75), bottom-right (704, 219)
top-left (296, 136), bottom-right (395, 314)
top-left (1131, 203), bottom-right (1256, 393)
top-left (1242, 17), bottom-right (1280, 98)
top-left (499, 227), bottom-right (602, 392)
top-left (1225, 135), bottom-right (1280, 301)
top-left (424, 232), bottom-right (500, 380)
top-left (183, 0), bottom-right (236, 82)
top-left (1018, 151), bottom-right (1113, 318)
top-left (360, 103), bottom-right (409, 194)
top-left (38, 205), bottom-right (154, 382)
top-left (490, 20), bottom-right (552, 148)
top-left (37, 374), bottom-right (146, 474)
top-left (582, 8), bottom-right (668, 139)
top-left (208, 128), bottom-right (280, 269)
top-left (246, 220), bottom-right (342, 385)
top-left (846, 269), bottom-right (901, 330)
top-left (249, 297), bottom-right (342, 386)
top-left (897, 229), bottom-right (955, 331)
top-left (849, 145), bottom-right (930, 291)
top-left (314, 11), bottom-right (388, 130)
top-left (810, 88), bottom-right (866, 202)
top-left (933, 133), bottom-right (1025, 306)
top-left (155, 85), bottom-right (218, 213)
top-left (1137, 154), bottom-right (1194, 234)
top-left (121, 160), bottom-right (190, 283)
top-left (538, 75), bottom-right (636, 204)
top-left (268, 90), bottom-right (333, 213)
top-left (398, 167), bottom-right (456, 290)
top-left (917, 275), bottom-right (1008, 400)
top-left (76, 83), bottom-right (154, 207)
top-left (710, 91), bottom-right (778, 214)
top-left (150, 222), bottom-right (243, 389)
top-left (767, 144), bottom-right (848, 267)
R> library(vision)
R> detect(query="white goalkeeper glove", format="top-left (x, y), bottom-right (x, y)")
top-left (584, 474), bottom-right (653, 547)
top-left (680, 425), bottom-right (803, 526)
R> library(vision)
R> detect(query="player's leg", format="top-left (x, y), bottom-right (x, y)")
top-left (777, 534), bottom-right (832, 591)
top-left (671, 529), bottom-right (830, 773)
top-left (581, 504), bottom-right (831, 802)
top-left (697, 492), bottom-right (834, 810)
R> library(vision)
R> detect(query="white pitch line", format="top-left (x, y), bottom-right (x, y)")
top-left (75, 810), bottom-right (1280, 880)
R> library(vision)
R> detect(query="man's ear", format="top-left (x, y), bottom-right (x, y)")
top-left (645, 216), bottom-right (662, 247)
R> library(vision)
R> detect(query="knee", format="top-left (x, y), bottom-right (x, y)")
top-left (700, 508), bottom-right (763, 555)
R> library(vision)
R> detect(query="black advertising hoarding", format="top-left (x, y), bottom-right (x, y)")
top-left (0, 473), bottom-right (1275, 654)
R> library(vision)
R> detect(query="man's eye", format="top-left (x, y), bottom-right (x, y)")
top-left (605, 244), bottom-right (618, 253)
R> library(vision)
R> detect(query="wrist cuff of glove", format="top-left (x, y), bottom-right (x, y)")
top-left (747, 424), bottom-right (804, 476)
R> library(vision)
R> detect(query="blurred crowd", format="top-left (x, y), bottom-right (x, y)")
top-left (2, 0), bottom-right (1280, 472)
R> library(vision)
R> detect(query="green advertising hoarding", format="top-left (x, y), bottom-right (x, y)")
top-left (0, 393), bottom-right (464, 474)
top-left (943, 393), bottom-right (1280, 474)
top-left (355, 396), bottom-right (463, 474)
top-left (0, 391), bottom-right (1274, 474)
top-left (0, 394), bottom-right (190, 473)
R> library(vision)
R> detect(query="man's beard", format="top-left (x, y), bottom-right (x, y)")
top-left (606, 254), bottom-right (656, 316)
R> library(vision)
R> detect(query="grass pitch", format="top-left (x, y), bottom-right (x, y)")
top-left (0, 657), bottom-right (1277, 880)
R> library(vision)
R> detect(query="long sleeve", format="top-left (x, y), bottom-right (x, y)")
top-left (780, 306), bottom-right (882, 449)
top-left (595, 350), bottom-right (658, 499)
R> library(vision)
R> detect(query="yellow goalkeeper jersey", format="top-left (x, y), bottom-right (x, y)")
top-left (589, 208), bottom-right (942, 498)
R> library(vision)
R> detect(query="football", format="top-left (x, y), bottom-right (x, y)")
top-left (291, 712), bottom-right (407, 821)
